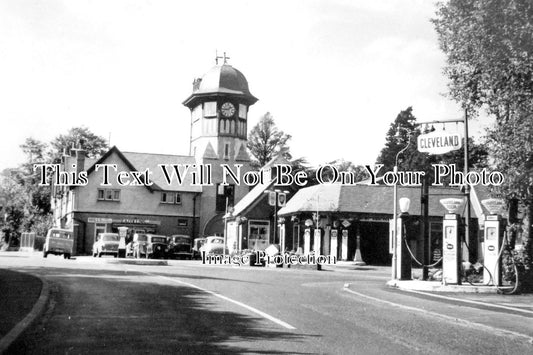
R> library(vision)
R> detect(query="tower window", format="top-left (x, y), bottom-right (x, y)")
top-left (204, 102), bottom-right (217, 117)
top-left (192, 105), bottom-right (202, 122)
top-left (239, 104), bottom-right (247, 119)
top-left (224, 143), bottom-right (230, 160)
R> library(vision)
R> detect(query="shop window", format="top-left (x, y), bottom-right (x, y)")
top-left (248, 220), bottom-right (270, 251)
top-left (216, 184), bottom-right (234, 212)
top-left (95, 223), bottom-right (107, 241)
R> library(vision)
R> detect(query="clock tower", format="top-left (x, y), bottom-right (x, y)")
top-left (183, 58), bottom-right (258, 235)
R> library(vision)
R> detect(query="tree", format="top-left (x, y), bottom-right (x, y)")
top-left (0, 127), bottom-right (108, 247)
top-left (440, 137), bottom-right (489, 171)
top-left (247, 112), bottom-right (293, 168)
top-left (15, 138), bottom-right (51, 214)
top-left (433, 0), bottom-right (533, 290)
top-left (49, 126), bottom-right (108, 163)
top-left (376, 107), bottom-right (435, 174)
top-left (376, 107), bottom-right (489, 178)
top-left (0, 169), bottom-right (27, 247)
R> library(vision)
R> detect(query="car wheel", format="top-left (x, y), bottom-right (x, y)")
top-left (114, 253), bottom-right (117, 258)
top-left (43, 251), bottom-right (48, 258)
top-left (98, 250), bottom-right (102, 258)
top-left (66, 254), bottom-right (71, 259)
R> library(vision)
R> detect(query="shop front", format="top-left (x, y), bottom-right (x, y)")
top-left (73, 213), bottom-right (195, 254)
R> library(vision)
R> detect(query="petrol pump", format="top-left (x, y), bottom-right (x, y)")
top-left (481, 198), bottom-right (507, 286)
top-left (395, 197), bottom-right (412, 280)
top-left (117, 226), bottom-right (129, 258)
top-left (440, 198), bottom-right (464, 285)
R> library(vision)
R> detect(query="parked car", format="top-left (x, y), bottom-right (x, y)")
top-left (92, 233), bottom-right (120, 258)
top-left (167, 235), bottom-right (193, 259)
top-left (129, 233), bottom-right (148, 258)
top-left (192, 237), bottom-right (206, 259)
top-left (43, 228), bottom-right (73, 259)
top-left (130, 234), bottom-right (168, 259)
top-left (146, 234), bottom-right (168, 259)
top-left (199, 236), bottom-right (228, 256)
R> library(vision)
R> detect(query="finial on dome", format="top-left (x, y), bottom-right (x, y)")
top-left (215, 49), bottom-right (223, 65)
top-left (215, 49), bottom-right (230, 65)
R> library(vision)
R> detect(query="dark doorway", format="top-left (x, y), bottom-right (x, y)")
top-left (359, 222), bottom-right (391, 265)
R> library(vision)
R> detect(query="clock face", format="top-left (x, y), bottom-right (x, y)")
top-left (221, 102), bottom-right (235, 117)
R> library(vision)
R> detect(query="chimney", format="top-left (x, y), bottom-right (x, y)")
top-left (74, 139), bottom-right (86, 175)
top-left (61, 147), bottom-right (69, 165)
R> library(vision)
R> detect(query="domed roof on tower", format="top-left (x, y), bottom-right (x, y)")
top-left (198, 64), bottom-right (252, 95)
top-left (183, 58), bottom-right (258, 108)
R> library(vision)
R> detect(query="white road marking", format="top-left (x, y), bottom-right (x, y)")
top-left (155, 274), bottom-right (296, 330)
top-left (343, 286), bottom-right (533, 343)
top-left (402, 289), bottom-right (533, 316)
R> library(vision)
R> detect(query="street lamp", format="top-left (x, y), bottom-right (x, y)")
top-left (392, 128), bottom-right (413, 280)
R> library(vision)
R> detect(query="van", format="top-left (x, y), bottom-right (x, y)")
top-left (43, 228), bottom-right (74, 259)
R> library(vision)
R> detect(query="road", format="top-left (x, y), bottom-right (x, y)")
top-left (2, 254), bottom-right (533, 354)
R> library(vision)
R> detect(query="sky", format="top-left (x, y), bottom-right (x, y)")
top-left (0, 0), bottom-right (494, 171)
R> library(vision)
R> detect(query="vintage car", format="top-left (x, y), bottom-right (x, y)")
top-left (128, 233), bottom-right (148, 258)
top-left (192, 237), bottom-right (206, 260)
top-left (199, 236), bottom-right (228, 256)
top-left (129, 234), bottom-right (168, 259)
top-left (146, 234), bottom-right (168, 259)
top-left (43, 228), bottom-right (74, 259)
top-left (167, 235), bottom-right (193, 259)
top-left (92, 233), bottom-right (120, 258)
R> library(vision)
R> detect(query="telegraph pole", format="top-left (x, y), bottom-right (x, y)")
top-left (463, 109), bottom-right (471, 262)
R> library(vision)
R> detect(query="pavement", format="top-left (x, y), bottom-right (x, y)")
top-left (1, 251), bottom-right (533, 352)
